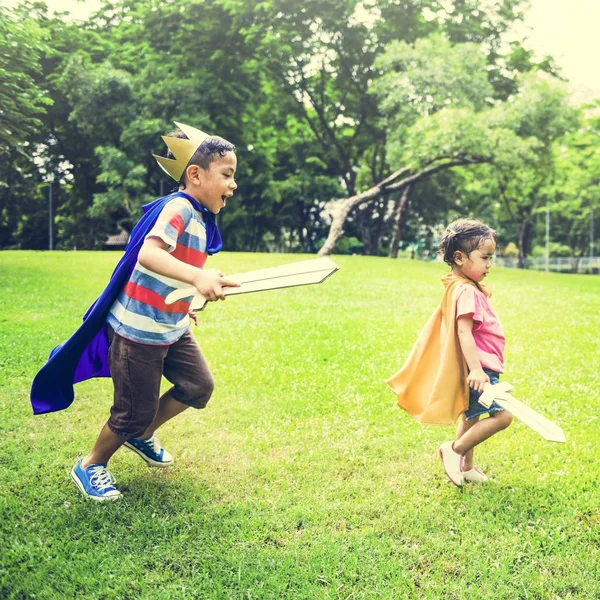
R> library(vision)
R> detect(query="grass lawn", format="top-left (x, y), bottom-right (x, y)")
top-left (1, 250), bottom-right (599, 599)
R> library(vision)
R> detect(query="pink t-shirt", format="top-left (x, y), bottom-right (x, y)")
top-left (455, 284), bottom-right (505, 373)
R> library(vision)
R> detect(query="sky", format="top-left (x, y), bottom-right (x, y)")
top-left (515, 0), bottom-right (600, 104)
top-left (4, 0), bottom-right (600, 104)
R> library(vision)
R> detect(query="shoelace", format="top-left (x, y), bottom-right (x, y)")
top-left (141, 436), bottom-right (161, 455)
top-left (89, 465), bottom-right (116, 491)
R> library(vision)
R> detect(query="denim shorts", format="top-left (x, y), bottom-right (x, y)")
top-left (464, 368), bottom-right (506, 420)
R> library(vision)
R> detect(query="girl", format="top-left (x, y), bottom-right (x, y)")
top-left (438, 218), bottom-right (512, 486)
top-left (386, 218), bottom-right (512, 487)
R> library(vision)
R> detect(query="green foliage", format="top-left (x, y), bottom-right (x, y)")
top-left (0, 4), bottom-right (52, 156)
top-left (500, 241), bottom-right (519, 258)
top-left (543, 106), bottom-right (600, 256)
top-left (330, 235), bottom-right (363, 254)
top-left (91, 145), bottom-right (153, 232)
top-left (373, 34), bottom-right (493, 120)
top-left (0, 0), bottom-right (598, 260)
top-left (531, 243), bottom-right (572, 258)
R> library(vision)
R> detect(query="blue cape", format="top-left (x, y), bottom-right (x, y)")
top-left (30, 191), bottom-right (222, 415)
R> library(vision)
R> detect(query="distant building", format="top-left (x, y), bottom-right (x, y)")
top-left (103, 228), bottom-right (130, 251)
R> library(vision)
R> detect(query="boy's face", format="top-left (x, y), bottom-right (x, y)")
top-left (184, 151), bottom-right (237, 214)
top-left (454, 237), bottom-right (496, 282)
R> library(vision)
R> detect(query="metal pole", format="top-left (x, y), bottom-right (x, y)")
top-left (545, 205), bottom-right (549, 273)
top-left (591, 208), bottom-right (594, 258)
top-left (48, 180), bottom-right (53, 251)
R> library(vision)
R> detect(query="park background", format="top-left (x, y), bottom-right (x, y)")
top-left (1, 0), bottom-right (599, 270)
top-left (1, 0), bottom-right (600, 598)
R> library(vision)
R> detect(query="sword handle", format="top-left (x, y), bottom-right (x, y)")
top-left (165, 287), bottom-right (196, 304)
top-left (164, 287), bottom-right (209, 311)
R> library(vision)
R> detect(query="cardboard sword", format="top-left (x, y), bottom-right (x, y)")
top-left (478, 382), bottom-right (566, 443)
top-left (165, 257), bottom-right (339, 311)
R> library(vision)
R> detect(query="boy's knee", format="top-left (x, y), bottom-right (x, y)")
top-left (172, 374), bottom-right (215, 409)
top-left (108, 406), bottom-right (156, 439)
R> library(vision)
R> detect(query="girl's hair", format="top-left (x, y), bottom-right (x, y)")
top-left (165, 130), bottom-right (236, 188)
top-left (439, 218), bottom-right (497, 266)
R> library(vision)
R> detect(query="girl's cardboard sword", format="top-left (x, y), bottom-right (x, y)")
top-left (165, 257), bottom-right (339, 311)
top-left (478, 382), bottom-right (566, 443)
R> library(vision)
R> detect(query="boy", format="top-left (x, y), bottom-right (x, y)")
top-left (31, 122), bottom-right (239, 500)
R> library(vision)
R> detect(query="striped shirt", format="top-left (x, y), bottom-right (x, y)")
top-left (107, 196), bottom-right (208, 345)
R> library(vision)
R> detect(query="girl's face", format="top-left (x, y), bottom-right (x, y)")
top-left (453, 237), bottom-right (496, 282)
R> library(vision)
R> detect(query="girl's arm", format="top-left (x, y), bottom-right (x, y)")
top-left (456, 315), bottom-right (490, 392)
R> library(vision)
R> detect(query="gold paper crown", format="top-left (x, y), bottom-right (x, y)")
top-left (153, 121), bottom-right (211, 182)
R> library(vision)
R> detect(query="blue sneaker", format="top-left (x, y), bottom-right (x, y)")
top-left (71, 459), bottom-right (121, 501)
top-left (124, 435), bottom-right (173, 467)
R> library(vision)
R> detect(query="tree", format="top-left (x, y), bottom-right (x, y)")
top-left (486, 74), bottom-right (579, 266)
top-left (318, 33), bottom-right (497, 255)
top-left (0, 4), bottom-right (52, 157)
top-left (546, 106), bottom-right (600, 259)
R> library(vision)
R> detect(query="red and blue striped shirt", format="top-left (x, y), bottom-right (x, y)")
top-left (107, 197), bottom-right (208, 345)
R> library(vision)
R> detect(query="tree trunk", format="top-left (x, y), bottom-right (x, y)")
top-left (389, 184), bottom-right (411, 259)
top-left (318, 200), bottom-right (354, 256)
top-left (357, 206), bottom-right (376, 255)
top-left (517, 220), bottom-right (532, 268)
top-left (317, 157), bottom-right (487, 256)
top-left (373, 197), bottom-right (388, 255)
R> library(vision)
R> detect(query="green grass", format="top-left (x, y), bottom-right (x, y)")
top-left (1, 250), bottom-right (599, 599)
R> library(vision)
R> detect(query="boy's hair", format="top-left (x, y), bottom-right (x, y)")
top-left (165, 130), bottom-right (235, 188)
top-left (439, 218), bottom-right (497, 266)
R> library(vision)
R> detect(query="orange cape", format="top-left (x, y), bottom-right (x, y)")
top-left (385, 274), bottom-right (484, 425)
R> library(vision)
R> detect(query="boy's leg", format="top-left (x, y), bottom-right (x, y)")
top-left (151, 329), bottom-right (215, 434)
top-left (140, 390), bottom-right (190, 439)
top-left (73, 329), bottom-right (167, 498)
top-left (91, 329), bottom-right (165, 466)
top-left (453, 410), bottom-right (513, 456)
top-left (126, 330), bottom-right (214, 465)
top-left (455, 414), bottom-right (479, 471)
top-left (72, 423), bottom-right (126, 501)
top-left (82, 424), bottom-right (127, 468)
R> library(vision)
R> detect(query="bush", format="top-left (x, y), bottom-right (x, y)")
top-left (333, 236), bottom-right (364, 255)
top-left (531, 243), bottom-right (572, 257)
top-left (500, 242), bottom-right (519, 258)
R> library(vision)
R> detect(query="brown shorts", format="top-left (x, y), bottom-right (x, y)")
top-left (106, 326), bottom-right (214, 438)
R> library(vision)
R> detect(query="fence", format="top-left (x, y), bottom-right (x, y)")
top-left (495, 256), bottom-right (600, 274)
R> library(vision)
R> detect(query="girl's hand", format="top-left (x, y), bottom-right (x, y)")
top-left (467, 368), bottom-right (490, 393)
top-left (189, 311), bottom-right (199, 327)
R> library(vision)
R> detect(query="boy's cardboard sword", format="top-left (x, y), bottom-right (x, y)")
top-left (165, 257), bottom-right (339, 311)
top-left (478, 382), bottom-right (566, 443)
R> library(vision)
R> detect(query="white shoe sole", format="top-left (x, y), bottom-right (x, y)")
top-left (124, 442), bottom-right (173, 468)
top-left (71, 469), bottom-right (122, 501)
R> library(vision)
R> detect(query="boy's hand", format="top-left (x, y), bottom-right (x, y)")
top-left (192, 269), bottom-right (240, 302)
top-left (189, 311), bottom-right (199, 326)
top-left (467, 368), bottom-right (490, 393)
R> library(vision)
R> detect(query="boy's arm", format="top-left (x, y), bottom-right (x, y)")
top-left (138, 237), bottom-right (239, 301)
top-left (456, 315), bottom-right (489, 392)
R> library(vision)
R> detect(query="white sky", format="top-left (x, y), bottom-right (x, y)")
top-left (515, 0), bottom-right (600, 104)
top-left (3, 0), bottom-right (600, 104)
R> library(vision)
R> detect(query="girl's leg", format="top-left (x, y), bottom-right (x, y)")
top-left (456, 414), bottom-right (479, 471)
top-left (453, 410), bottom-right (512, 457)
